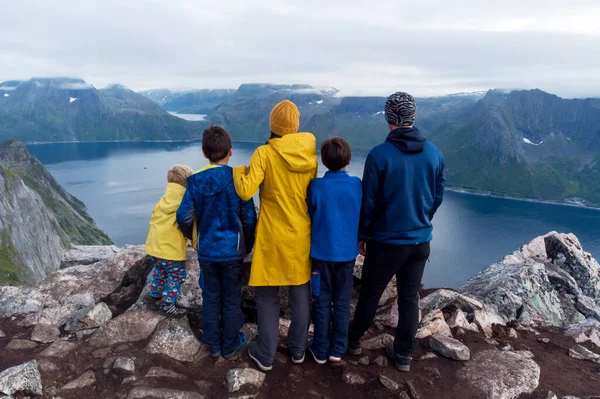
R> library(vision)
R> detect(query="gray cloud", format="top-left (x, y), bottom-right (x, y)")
top-left (0, 0), bottom-right (599, 97)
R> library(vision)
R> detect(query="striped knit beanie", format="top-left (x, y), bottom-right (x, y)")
top-left (384, 92), bottom-right (416, 127)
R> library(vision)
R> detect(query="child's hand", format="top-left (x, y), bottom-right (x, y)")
top-left (359, 241), bottom-right (367, 256)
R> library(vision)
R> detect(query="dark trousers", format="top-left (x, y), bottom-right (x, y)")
top-left (253, 283), bottom-right (310, 365)
top-left (349, 241), bottom-right (430, 357)
top-left (199, 260), bottom-right (245, 355)
top-left (310, 259), bottom-right (355, 359)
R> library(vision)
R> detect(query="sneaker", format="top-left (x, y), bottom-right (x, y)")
top-left (347, 340), bottom-right (362, 356)
top-left (328, 355), bottom-right (342, 363)
top-left (149, 298), bottom-right (162, 311)
top-left (291, 350), bottom-right (305, 364)
top-left (160, 303), bottom-right (187, 318)
top-left (223, 332), bottom-right (247, 360)
top-left (248, 342), bottom-right (273, 372)
top-left (210, 350), bottom-right (222, 358)
top-left (308, 346), bottom-right (327, 365)
top-left (385, 343), bottom-right (411, 372)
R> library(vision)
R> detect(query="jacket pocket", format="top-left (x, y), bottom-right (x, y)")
top-left (311, 271), bottom-right (321, 297)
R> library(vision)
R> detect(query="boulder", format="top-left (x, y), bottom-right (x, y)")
top-left (420, 289), bottom-right (483, 317)
top-left (429, 335), bottom-right (470, 361)
top-left (38, 304), bottom-right (80, 328)
top-left (62, 370), bottom-right (96, 390)
top-left (361, 333), bottom-right (394, 350)
top-left (383, 300), bottom-right (399, 328)
top-left (37, 246), bottom-right (150, 305)
top-left (112, 357), bottom-right (135, 375)
top-left (379, 373), bottom-right (401, 391)
top-left (0, 360), bottom-right (43, 396)
top-left (569, 344), bottom-right (600, 363)
top-left (61, 245), bottom-right (124, 267)
top-left (379, 278), bottom-right (398, 306)
top-left (89, 310), bottom-right (164, 347)
top-left (447, 309), bottom-right (479, 333)
top-left (416, 309), bottom-right (452, 339)
top-left (145, 367), bottom-right (186, 379)
top-left (575, 296), bottom-right (600, 321)
top-left (40, 340), bottom-right (78, 358)
top-left (126, 387), bottom-right (205, 399)
top-left (31, 323), bottom-right (61, 343)
top-left (65, 302), bottom-right (113, 331)
top-left (343, 372), bottom-right (367, 385)
top-left (0, 328), bottom-right (5, 338)
top-left (457, 350), bottom-right (540, 399)
top-left (460, 233), bottom-right (600, 327)
top-left (565, 318), bottom-right (600, 348)
top-left (0, 286), bottom-right (46, 318)
top-left (473, 307), bottom-right (506, 337)
top-left (145, 318), bottom-right (201, 362)
top-left (37, 359), bottom-right (59, 373)
top-left (226, 368), bottom-right (266, 393)
top-left (6, 339), bottom-right (38, 350)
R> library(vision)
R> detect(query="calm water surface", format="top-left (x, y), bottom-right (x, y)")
top-left (28, 141), bottom-right (600, 289)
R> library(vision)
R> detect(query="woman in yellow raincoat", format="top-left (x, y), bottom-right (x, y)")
top-left (233, 100), bottom-right (317, 370)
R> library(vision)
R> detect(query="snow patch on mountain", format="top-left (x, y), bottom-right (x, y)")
top-left (69, 97), bottom-right (78, 103)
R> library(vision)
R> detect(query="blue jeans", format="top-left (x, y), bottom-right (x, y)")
top-left (199, 260), bottom-right (245, 355)
top-left (310, 258), bottom-right (355, 359)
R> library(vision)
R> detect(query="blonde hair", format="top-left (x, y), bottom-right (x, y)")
top-left (167, 165), bottom-right (195, 187)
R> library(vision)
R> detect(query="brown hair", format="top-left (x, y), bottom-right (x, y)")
top-left (321, 137), bottom-right (352, 172)
top-left (202, 125), bottom-right (232, 163)
top-left (167, 165), bottom-right (195, 187)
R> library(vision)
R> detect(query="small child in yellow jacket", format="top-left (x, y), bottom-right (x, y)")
top-left (145, 165), bottom-right (195, 318)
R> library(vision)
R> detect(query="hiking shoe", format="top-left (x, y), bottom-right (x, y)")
top-left (248, 342), bottom-right (273, 372)
top-left (210, 350), bottom-right (222, 358)
top-left (223, 332), bottom-right (247, 360)
top-left (160, 303), bottom-right (187, 318)
top-left (308, 345), bottom-right (327, 365)
top-left (328, 355), bottom-right (342, 363)
top-left (385, 343), bottom-right (411, 372)
top-left (347, 340), bottom-right (362, 356)
top-left (291, 350), bottom-right (305, 364)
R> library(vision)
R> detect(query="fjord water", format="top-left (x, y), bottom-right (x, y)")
top-left (28, 141), bottom-right (600, 289)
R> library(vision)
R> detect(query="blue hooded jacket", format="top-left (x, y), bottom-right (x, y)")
top-left (359, 127), bottom-right (445, 245)
top-left (177, 165), bottom-right (257, 263)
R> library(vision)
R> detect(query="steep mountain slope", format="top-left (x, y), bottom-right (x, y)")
top-left (0, 139), bottom-right (112, 284)
top-left (0, 78), bottom-right (207, 142)
top-left (208, 84), bottom-right (340, 141)
top-left (161, 89), bottom-right (235, 114)
top-left (430, 90), bottom-right (600, 205)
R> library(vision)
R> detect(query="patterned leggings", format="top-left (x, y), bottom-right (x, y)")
top-left (149, 257), bottom-right (187, 304)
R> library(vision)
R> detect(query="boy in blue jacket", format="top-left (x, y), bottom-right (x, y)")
top-left (307, 137), bottom-right (362, 364)
top-left (177, 126), bottom-right (257, 359)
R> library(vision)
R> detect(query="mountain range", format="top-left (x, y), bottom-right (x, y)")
top-left (0, 78), bottom-right (204, 142)
top-left (0, 78), bottom-right (599, 206)
top-left (0, 139), bottom-right (112, 284)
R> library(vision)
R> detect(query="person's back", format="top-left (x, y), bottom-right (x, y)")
top-left (177, 126), bottom-right (257, 360)
top-left (349, 92), bottom-right (445, 374)
top-left (362, 133), bottom-right (444, 244)
top-left (307, 138), bottom-right (362, 365)
top-left (233, 100), bottom-right (318, 371)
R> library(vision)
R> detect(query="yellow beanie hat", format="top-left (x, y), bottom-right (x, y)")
top-left (270, 100), bottom-right (300, 136)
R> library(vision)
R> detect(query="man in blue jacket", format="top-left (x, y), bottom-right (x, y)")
top-left (347, 92), bottom-right (445, 373)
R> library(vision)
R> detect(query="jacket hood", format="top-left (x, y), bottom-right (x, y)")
top-left (158, 183), bottom-right (187, 214)
top-left (193, 165), bottom-right (234, 196)
top-left (268, 132), bottom-right (318, 172)
top-left (385, 127), bottom-right (426, 154)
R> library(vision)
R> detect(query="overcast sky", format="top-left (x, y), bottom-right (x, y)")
top-left (1, 0), bottom-right (599, 97)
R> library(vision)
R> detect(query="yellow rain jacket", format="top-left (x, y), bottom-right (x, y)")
top-left (145, 182), bottom-right (194, 261)
top-left (233, 133), bottom-right (318, 286)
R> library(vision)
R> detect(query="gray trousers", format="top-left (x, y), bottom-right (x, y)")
top-left (254, 283), bottom-right (310, 364)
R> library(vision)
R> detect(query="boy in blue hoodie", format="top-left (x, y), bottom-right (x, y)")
top-left (307, 137), bottom-right (362, 364)
top-left (177, 126), bottom-right (257, 359)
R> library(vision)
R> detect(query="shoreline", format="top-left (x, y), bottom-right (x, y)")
top-left (446, 187), bottom-right (600, 211)
top-left (24, 140), bottom-right (600, 211)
